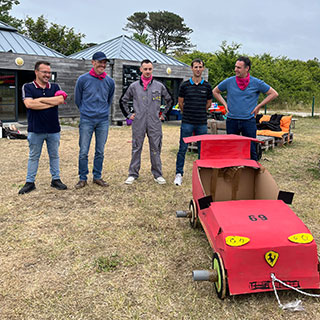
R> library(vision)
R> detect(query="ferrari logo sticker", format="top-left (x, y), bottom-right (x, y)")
top-left (225, 236), bottom-right (250, 247)
top-left (288, 233), bottom-right (313, 244)
top-left (265, 251), bottom-right (279, 267)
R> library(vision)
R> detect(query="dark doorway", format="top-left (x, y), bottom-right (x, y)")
top-left (0, 70), bottom-right (16, 121)
top-left (17, 70), bottom-right (35, 122)
top-left (155, 77), bottom-right (182, 106)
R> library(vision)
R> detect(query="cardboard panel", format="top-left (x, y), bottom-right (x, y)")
top-left (183, 134), bottom-right (260, 160)
top-left (201, 140), bottom-right (251, 160)
top-left (198, 166), bottom-right (279, 201)
top-left (199, 167), bottom-right (212, 196)
top-left (255, 169), bottom-right (279, 200)
top-left (278, 191), bottom-right (294, 204)
top-left (236, 168), bottom-right (255, 200)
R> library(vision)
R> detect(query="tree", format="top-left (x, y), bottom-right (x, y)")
top-left (124, 11), bottom-right (193, 54)
top-left (213, 41), bottom-right (242, 80)
top-left (0, 1), bottom-right (88, 55)
top-left (22, 15), bottom-right (86, 56)
top-left (177, 41), bottom-right (242, 86)
top-left (0, 0), bottom-right (23, 29)
top-left (123, 12), bottom-right (150, 45)
top-left (124, 12), bottom-right (148, 37)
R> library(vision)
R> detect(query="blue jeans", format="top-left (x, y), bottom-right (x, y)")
top-left (26, 132), bottom-right (60, 182)
top-left (78, 118), bottom-right (109, 181)
top-left (226, 117), bottom-right (258, 160)
top-left (176, 123), bottom-right (207, 175)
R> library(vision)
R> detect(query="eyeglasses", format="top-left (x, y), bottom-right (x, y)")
top-left (38, 70), bottom-right (52, 75)
top-left (95, 60), bottom-right (107, 64)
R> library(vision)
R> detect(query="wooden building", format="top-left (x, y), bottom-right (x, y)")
top-left (69, 35), bottom-right (209, 124)
top-left (0, 21), bottom-right (208, 123)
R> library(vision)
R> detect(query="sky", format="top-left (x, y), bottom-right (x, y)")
top-left (10, 0), bottom-right (320, 61)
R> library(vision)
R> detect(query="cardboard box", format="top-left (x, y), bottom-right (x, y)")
top-left (198, 166), bottom-right (279, 202)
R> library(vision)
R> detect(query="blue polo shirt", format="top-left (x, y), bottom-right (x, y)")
top-left (218, 76), bottom-right (270, 120)
top-left (22, 81), bottom-right (61, 133)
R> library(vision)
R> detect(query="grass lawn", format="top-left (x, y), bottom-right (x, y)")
top-left (0, 117), bottom-right (320, 319)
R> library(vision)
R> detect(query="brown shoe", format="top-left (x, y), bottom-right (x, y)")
top-left (93, 178), bottom-right (109, 187)
top-left (75, 180), bottom-right (87, 189)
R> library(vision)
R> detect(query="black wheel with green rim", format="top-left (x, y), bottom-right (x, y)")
top-left (212, 252), bottom-right (227, 299)
top-left (189, 199), bottom-right (198, 229)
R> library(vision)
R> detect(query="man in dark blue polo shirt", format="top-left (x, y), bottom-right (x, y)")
top-left (174, 59), bottom-right (213, 186)
top-left (19, 60), bottom-right (68, 194)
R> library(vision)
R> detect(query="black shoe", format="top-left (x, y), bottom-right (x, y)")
top-left (18, 182), bottom-right (36, 195)
top-left (51, 179), bottom-right (67, 190)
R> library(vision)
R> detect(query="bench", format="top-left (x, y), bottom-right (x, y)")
top-left (256, 114), bottom-right (294, 146)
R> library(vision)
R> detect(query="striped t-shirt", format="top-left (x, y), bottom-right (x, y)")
top-left (179, 78), bottom-right (213, 125)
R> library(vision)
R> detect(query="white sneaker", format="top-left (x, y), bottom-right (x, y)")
top-left (154, 176), bottom-right (166, 184)
top-left (125, 176), bottom-right (136, 184)
top-left (174, 173), bottom-right (183, 186)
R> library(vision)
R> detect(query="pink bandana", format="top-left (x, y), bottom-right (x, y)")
top-left (141, 75), bottom-right (152, 90)
top-left (236, 73), bottom-right (250, 90)
top-left (89, 68), bottom-right (107, 80)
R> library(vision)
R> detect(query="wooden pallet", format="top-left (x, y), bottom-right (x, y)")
top-left (207, 119), bottom-right (226, 134)
top-left (257, 136), bottom-right (275, 151)
top-left (187, 142), bottom-right (198, 153)
top-left (258, 132), bottom-right (293, 148)
top-left (274, 132), bottom-right (294, 146)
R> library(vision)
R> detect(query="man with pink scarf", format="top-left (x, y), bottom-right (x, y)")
top-left (74, 52), bottom-right (115, 189)
top-left (213, 56), bottom-right (278, 160)
top-left (120, 59), bottom-right (172, 185)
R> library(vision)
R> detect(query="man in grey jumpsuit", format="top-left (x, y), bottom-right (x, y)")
top-left (120, 59), bottom-right (172, 185)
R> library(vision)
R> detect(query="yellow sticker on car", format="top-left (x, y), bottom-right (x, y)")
top-left (225, 236), bottom-right (250, 247)
top-left (288, 233), bottom-right (313, 244)
top-left (265, 251), bottom-right (279, 267)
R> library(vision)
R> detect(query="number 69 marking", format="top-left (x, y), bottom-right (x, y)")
top-left (249, 215), bottom-right (268, 221)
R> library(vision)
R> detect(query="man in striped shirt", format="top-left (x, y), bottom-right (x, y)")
top-left (174, 59), bottom-right (213, 186)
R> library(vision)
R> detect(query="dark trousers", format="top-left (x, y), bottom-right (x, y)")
top-left (226, 117), bottom-right (258, 160)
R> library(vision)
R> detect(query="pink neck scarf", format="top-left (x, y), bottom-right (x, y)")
top-left (236, 73), bottom-right (250, 90)
top-left (141, 75), bottom-right (152, 90)
top-left (89, 68), bottom-right (107, 80)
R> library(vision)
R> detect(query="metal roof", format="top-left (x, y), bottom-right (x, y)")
top-left (69, 35), bottom-right (188, 66)
top-left (0, 21), bottom-right (65, 58)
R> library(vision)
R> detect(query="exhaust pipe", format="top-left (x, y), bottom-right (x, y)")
top-left (193, 270), bottom-right (218, 282)
top-left (176, 210), bottom-right (191, 218)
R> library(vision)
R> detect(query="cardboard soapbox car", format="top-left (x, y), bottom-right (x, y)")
top-left (176, 134), bottom-right (320, 299)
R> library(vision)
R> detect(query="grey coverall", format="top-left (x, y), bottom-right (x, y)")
top-left (120, 79), bottom-right (172, 178)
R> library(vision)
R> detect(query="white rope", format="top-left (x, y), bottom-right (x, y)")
top-left (271, 273), bottom-right (320, 312)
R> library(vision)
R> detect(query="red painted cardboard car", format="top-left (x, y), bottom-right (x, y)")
top-left (177, 134), bottom-right (319, 299)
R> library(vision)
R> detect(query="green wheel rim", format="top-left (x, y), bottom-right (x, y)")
top-left (212, 252), bottom-right (227, 299)
top-left (189, 200), bottom-right (198, 228)
top-left (213, 258), bottom-right (221, 292)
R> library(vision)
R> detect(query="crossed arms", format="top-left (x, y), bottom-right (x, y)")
top-left (24, 95), bottom-right (65, 110)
